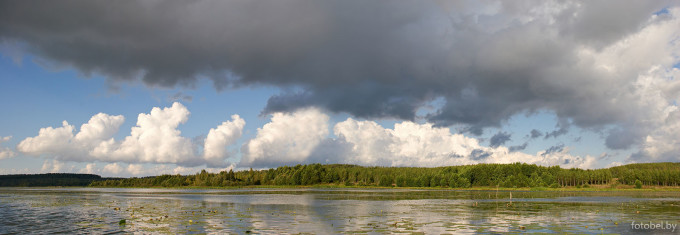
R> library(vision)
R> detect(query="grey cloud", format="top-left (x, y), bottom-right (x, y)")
top-left (598, 152), bottom-right (610, 160)
top-left (544, 128), bottom-right (568, 139)
top-left (489, 132), bottom-right (512, 148)
top-left (557, 1), bottom-right (670, 48)
top-left (305, 138), bottom-right (354, 166)
top-left (509, 143), bottom-right (528, 152)
top-left (0, 0), bottom-right (677, 143)
top-left (470, 149), bottom-right (492, 160)
top-left (169, 92), bottom-right (193, 103)
top-left (545, 119), bottom-right (570, 139)
top-left (542, 144), bottom-right (565, 156)
top-left (530, 129), bottom-right (543, 139)
top-left (626, 150), bottom-right (679, 163)
top-left (264, 83), bottom-right (423, 121)
top-left (605, 128), bottom-right (638, 150)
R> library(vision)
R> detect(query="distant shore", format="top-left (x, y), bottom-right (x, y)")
top-left (82, 184), bottom-right (680, 192)
top-left (4, 162), bottom-right (680, 191)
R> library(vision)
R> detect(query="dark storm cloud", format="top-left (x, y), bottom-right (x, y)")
top-left (0, 0), bottom-right (676, 142)
top-left (264, 83), bottom-right (424, 120)
top-left (489, 132), bottom-right (511, 148)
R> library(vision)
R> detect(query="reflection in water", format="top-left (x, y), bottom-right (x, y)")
top-left (0, 188), bottom-right (679, 234)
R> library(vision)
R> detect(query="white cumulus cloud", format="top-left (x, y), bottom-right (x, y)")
top-left (103, 163), bottom-right (123, 175)
top-left (241, 108), bottom-right (329, 167)
top-left (41, 159), bottom-right (66, 173)
top-left (126, 164), bottom-right (144, 175)
top-left (0, 136), bottom-right (16, 160)
top-left (203, 115), bottom-right (245, 167)
top-left (333, 119), bottom-right (595, 169)
top-left (91, 102), bottom-right (195, 164)
top-left (17, 114), bottom-right (124, 160)
top-left (80, 163), bottom-right (98, 174)
top-left (18, 102), bottom-right (245, 167)
top-left (236, 111), bottom-right (595, 169)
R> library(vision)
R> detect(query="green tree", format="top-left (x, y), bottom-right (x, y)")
top-left (379, 175), bottom-right (392, 187)
top-left (635, 179), bottom-right (643, 189)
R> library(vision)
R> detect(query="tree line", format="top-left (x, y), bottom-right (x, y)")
top-left (0, 173), bottom-right (106, 187)
top-left (88, 162), bottom-right (680, 188)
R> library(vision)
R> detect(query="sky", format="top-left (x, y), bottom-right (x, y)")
top-left (0, 0), bottom-right (679, 177)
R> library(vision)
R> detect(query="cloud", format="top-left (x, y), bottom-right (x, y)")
top-left (536, 145), bottom-right (596, 169)
top-left (92, 162), bottom-right (229, 177)
top-left (598, 152), bottom-right (611, 160)
top-left (75, 113), bottom-right (127, 146)
top-left (19, 105), bottom-right (598, 172)
top-left (18, 102), bottom-right (245, 167)
top-left (331, 119), bottom-right (595, 168)
top-left (2, 1), bottom-right (680, 164)
top-left (41, 159), bottom-right (66, 173)
top-left (17, 113), bottom-right (125, 159)
top-left (0, 168), bottom-right (31, 175)
top-left (203, 115), bottom-right (245, 167)
top-left (605, 128), bottom-right (638, 149)
top-left (126, 164), bottom-right (144, 175)
top-left (544, 119), bottom-right (570, 139)
top-left (92, 102), bottom-right (195, 164)
top-left (0, 136), bottom-right (15, 160)
top-left (542, 144), bottom-right (565, 156)
top-left (169, 92), bottom-right (193, 103)
top-left (606, 161), bottom-right (624, 168)
top-left (529, 129), bottom-right (543, 139)
top-left (240, 108), bottom-right (329, 167)
top-left (80, 163), bottom-right (98, 174)
top-left (629, 101), bottom-right (680, 162)
top-left (80, 163), bottom-right (149, 176)
top-left (489, 132), bottom-right (512, 148)
top-left (470, 149), bottom-right (492, 160)
top-left (235, 109), bottom-right (595, 168)
top-left (0, 149), bottom-right (16, 160)
top-left (103, 163), bottom-right (123, 175)
top-left (1, 1), bottom-right (677, 141)
top-left (509, 143), bottom-right (528, 152)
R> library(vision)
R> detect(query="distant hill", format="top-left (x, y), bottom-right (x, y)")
top-left (0, 173), bottom-right (107, 187)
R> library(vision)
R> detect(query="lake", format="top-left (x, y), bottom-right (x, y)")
top-left (1, 188), bottom-right (679, 234)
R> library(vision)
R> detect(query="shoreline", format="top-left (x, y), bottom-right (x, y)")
top-left (80, 184), bottom-right (680, 192)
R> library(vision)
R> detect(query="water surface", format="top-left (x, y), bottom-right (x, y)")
top-left (1, 188), bottom-right (679, 234)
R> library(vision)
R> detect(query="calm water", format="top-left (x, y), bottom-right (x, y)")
top-left (0, 188), bottom-right (679, 234)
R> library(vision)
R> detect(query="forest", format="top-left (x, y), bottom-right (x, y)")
top-left (0, 173), bottom-right (107, 187)
top-left (89, 162), bottom-right (680, 189)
